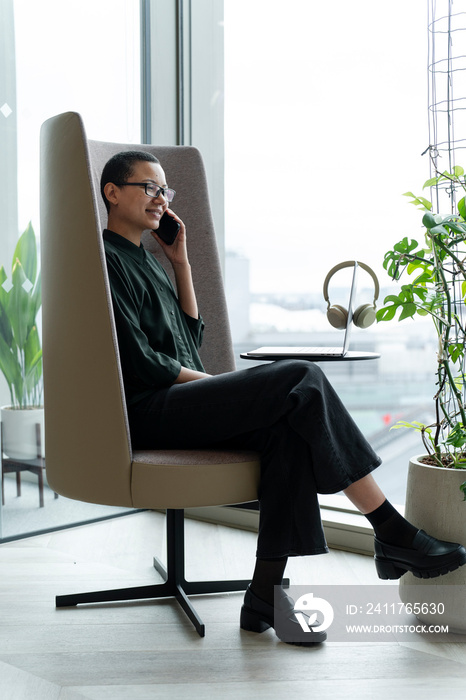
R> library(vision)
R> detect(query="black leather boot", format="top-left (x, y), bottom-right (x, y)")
top-left (374, 529), bottom-right (466, 579)
top-left (240, 585), bottom-right (327, 645)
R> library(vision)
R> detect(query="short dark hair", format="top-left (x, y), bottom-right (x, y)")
top-left (100, 150), bottom-right (160, 212)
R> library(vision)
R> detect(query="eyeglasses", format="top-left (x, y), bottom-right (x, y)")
top-left (114, 182), bottom-right (176, 202)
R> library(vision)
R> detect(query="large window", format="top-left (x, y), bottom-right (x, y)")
top-left (1, 0), bottom-right (436, 544)
top-left (224, 0), bottom-right (434, 506)
top-left (15, 0), bottom-right (141, 235)
top-left (0, 0), bottom-right (141, 540)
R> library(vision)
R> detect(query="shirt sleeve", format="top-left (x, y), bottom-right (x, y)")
top-left (155, 261), bottom-right (205, 349)
top-left (105, 254), bottom-right (182, 391)
top-left (182, 310), bottom-right (205, 348)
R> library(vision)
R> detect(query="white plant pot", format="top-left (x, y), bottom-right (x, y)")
top-left (399, 455), bottom-right (466, 633)
top-left (0, 406), bottom-right (45, 460)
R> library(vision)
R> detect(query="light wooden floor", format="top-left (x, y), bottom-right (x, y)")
top-left (1, 510), bottom-right (466, 700)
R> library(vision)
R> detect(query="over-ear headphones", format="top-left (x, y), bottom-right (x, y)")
top-left (323, 261), bottom-right (379, 330)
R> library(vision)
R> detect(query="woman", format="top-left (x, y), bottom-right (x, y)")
top-left (101, 150), bottom-right (466, 646)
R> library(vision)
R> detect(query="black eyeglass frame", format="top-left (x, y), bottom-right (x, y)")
top-left (114, 182), bottom-right (176, 202)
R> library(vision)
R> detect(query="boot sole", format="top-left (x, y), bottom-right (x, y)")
top-left (375, 550), bottom-right (466, 580)
top-left (240, 604), bottom-right (327, 645)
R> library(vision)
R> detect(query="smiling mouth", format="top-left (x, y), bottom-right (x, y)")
top-left (147, 210), bottom-right (162, 219)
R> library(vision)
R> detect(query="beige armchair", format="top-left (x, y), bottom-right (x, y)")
top-left (40, 112), bottom-right (261, 636)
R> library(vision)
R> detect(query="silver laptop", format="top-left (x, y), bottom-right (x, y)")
top-left (242, 262), bottom-right (379, 362)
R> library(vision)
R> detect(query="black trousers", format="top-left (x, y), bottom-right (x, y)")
top-left (128, 360), bottom-right (381, 559)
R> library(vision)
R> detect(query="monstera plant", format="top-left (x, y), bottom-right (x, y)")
top-left (0, 222), bottom-right (43, 459)
top-left (377, 167), bottom-right (466, 487)
top-left (376, 167), bottom-right (466, 630)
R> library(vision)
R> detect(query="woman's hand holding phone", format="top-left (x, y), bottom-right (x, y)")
top-left (151, 209), bottom-right (189, 267)
top-left (155, 211), bottom-right (180, 245)
top-left (152, 209), bottom-right (198, 317)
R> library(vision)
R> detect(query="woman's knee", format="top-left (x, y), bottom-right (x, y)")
top-left (269, 359), bottom-right (325, 386)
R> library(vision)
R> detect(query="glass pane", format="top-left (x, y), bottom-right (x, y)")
top-left (0, 0), bottom-right (141, 540)
top-left (224, 0), bottom-right (432, 506)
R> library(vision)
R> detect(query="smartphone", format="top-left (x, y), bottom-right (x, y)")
top-left (154, 213), bottom-right (180, 245)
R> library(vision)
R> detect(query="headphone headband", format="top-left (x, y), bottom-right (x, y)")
top-left (322, 260), bottom-right (379, 305)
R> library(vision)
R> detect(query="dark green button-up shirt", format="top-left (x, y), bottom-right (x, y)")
top-left (103, 229), bottom-right (205, 405)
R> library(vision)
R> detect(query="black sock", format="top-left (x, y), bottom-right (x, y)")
top-left (250, 556), bottom-right (288, 605)
top-left (365, 499), bottom-right (418, 547)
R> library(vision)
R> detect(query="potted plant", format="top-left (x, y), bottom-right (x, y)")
top-left (0, 222), bottom-right (43, 460)
top-left (377, 166), bottom-right (466, 632)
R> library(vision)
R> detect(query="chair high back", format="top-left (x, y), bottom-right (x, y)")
top-left (40, 112), bottom-right (237, 507)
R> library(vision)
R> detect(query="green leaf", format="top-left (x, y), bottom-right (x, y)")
top-left (448, 343), bottom-right (464, 363)
top-left (390, 420), bottom-right (431, 433)
top-left (412, 270), bottom-right (433, 286)
top-left (396, 237), bottom-right (418, 254)
top-left (412, 288), bottom-right (428, 302)
top-left (383, 294), bottom-right (403, 304)
top-left (422, 212), bottom-right (444, 229)
top-left (407, 258), bottom-right (426, 276)
top-left (0, 265), bottom-right (7, 300)
top-left (453, 375), bottom-right (464, 391)
top-left (0, 223), bottom-right (42, 407)
top-left (0, 267), bottom-right (13, 347)
top-left (423, 177), bottom-right (440, 189)
top-left (9, 260), bottom-right (32, 350)
top-left (0, 331), bottom-right (22, 405)
top-left (30, 270), bottom-right (41, 325)
top-left (444, 219), bottom-right (466, 236)
top-left (399, 302), bottom-right (417, 320)
top-left (12, 222), bottom-right (37, 284)
top-left (453, 165), bottom-right (465, 178)
top-left (376, 293), bottom-right (419, 322)
top-left (458, 197), bottom-right (466, 220)
top-left (429, 224), bottom-right (448, 236)
top-left (403, 192), bottom-right (433, 210)
top-left (445, 423), bottom-right (466, 449)
top-left (24, 325), bottom-right (42, 402)
top-left (376, 306), bottom-right (397, 322)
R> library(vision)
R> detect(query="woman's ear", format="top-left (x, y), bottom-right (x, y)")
top-left (104, 182), bottom-right (119, 207)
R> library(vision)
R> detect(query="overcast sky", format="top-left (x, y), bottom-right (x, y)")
top-left (13, 0), bottom-right (448, 296)
top-left (224, 0), bottom-right (432, 293)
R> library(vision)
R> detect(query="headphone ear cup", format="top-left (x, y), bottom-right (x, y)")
top-left (353, 303), bottom-right (376, 329)
top-left (327, 304), bottom-right (348, 330)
